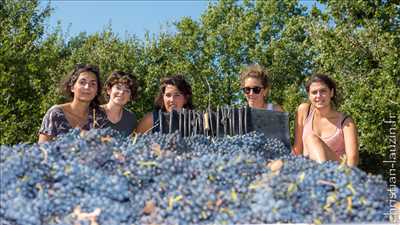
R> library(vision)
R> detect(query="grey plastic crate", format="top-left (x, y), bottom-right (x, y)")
top-left (153, 106), bottom-right (291, 150)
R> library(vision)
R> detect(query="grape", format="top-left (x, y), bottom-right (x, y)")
top-left (0, 128), bottom-right (390, 224)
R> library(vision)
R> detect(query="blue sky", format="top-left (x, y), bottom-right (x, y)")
top-left (43, 0), bottom-right (322, 41)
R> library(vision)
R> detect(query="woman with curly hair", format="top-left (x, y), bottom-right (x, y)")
top-left (102, 70), bottom-right (139, 137)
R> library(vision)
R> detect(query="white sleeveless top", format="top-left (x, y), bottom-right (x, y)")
top-left (266, 103), bottom-right (274, 111)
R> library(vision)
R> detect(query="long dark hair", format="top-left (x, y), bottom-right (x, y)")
top-left (61, 64), bottom-right (102, 108)
top-left (305, 73), bottom-right (339, 106)
top-left (154, 75), bottom-right (194, 111)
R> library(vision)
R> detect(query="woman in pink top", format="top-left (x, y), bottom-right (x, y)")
top-left (292, 74), bottom-right (359, 166)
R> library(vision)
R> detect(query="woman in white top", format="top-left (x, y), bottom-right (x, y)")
top-left (240, 64), bottom-right (284, 112)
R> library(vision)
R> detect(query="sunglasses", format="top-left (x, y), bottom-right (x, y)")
top-left (242, 86), bottom-right (263, 94)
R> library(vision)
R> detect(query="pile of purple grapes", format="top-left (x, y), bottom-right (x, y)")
top-left (0, 128), bottom-right (392, 224)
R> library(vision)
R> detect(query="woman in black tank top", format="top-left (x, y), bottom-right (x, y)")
top-left (136, 75), bottom-right (194, 134)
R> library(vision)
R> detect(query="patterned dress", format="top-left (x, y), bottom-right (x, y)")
top-left (39, 105), bottom-right (108, 137)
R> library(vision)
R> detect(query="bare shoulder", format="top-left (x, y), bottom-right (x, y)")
top-left (342, 114), bottom-right (356, 127)
top-left (136, 112), bottom-right (154, 133)
top-left (297, 102), bottom-right (310, 113)
top-left (296, 102), bottom-right (311, 118)
top-left (141, 112), bottom-right (153, 122)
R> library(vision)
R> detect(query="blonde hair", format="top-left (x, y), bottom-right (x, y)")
top-left (239, 64), bottom-right (270, 88)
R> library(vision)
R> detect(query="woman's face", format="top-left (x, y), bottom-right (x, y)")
top-left (71, 71), bottom-right (98, 103)
top-left (107, 82), bottom-right (131, 107)
top-left (163, 85), bottom-right (187, 112)
top-left (308, 81), bottom-right (334, 109)
top-left (243, 77), bottom-right (268, 107)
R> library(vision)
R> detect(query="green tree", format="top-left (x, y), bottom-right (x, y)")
top-left (0, 0), bottom-right (62, 144)
top-left (172, 0), bottom-right (309, 109)
top-left (47, 27), bottom-right (145, 115)
top-left (1, 0), bottom-right (398, 182)
top-left (307, 0), bottom-right (400, 175)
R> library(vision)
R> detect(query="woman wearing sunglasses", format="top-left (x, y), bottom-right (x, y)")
top-left (292, 74), bottom-right (359, 166)
top-left (240, 64), bottom-right (283, 112)
top-left (136, 75), bottom-right (194, 133)
top-left (38, 64), bottom-right (108, 143)
top-left (102, 71), bottom-right (139, 137)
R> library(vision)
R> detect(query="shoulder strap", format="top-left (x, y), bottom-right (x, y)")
top-left (152, 110), bottom-right (160, 133)
top-left (306, 103), bottom-right (312, 118)
top-left (341, 114), bottom-right (350, 127)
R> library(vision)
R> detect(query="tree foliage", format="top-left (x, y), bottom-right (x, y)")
top-left (0, 0), bottom-right (61, 144)
top-left (306, 0), bottom-right (400, 175)
top-left (1, 0), bottom-right (398, 178)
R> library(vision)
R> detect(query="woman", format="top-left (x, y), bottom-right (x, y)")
top-left (240, 64), bottom-right (283, 111)
top-left (102, 71), bottom-right (138, 137)
top-left (293, 74), bottom-right (359, 166)
top-left (38, 64), bottom-right (108, 143)
top-left (136, 75), bottom-right (193, 133)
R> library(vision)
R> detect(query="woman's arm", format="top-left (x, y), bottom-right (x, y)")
top-left (274, 104), bottom-right (284, 112)
top-left (343, 117), bottom-right (359, 166)
top-left (38, 105), bottom-right (59, 143)
top-left (38, 134), bottom-right (53, 143)
top-left (292, 103), bottom-right (309, 155)
top-left (135, 112), bottom-right (153, 134)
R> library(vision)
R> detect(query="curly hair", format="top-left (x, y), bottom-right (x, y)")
top-left (104, 70), bottom-right (139, 101)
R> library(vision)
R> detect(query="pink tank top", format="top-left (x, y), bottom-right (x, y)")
top-left (302, 109), bottom-right (346, 158)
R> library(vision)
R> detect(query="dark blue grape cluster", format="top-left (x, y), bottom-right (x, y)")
top-left (0, 128), bottom-right (391, 224)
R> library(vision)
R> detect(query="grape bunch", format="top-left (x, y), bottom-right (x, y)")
top-left (0, 128), bottom-right (392, 224)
